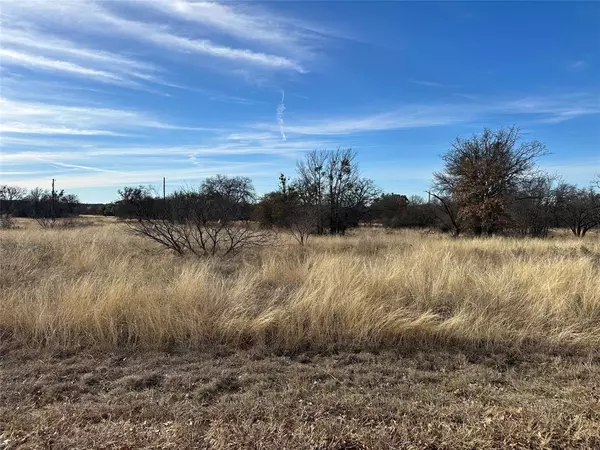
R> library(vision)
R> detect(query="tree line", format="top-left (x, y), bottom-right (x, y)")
top-left (1, 126), bottom-right (599, 243)
top-left (0, 185), bottom-right (81, 228)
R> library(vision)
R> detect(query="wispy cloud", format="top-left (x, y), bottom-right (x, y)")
top-left (132, 27), bottom-right (305, 72)
top-left (3, 163), bottom-right (278, 190)
top-left (0, 97), bottom-right (207, 136)
top-left (0, 0), bottom-right (309, 74)
top-left (0, 136), bottom-right (335, 166)
top-left (499, 94), bottom-right (600, 123)
top-left (0, 23), bottom-right (168, 91)
top-left (0, 48), bottom-right (129, 84)
top-left (0, 124), bottom-right (126, 136)
top-left (409, 79), bottom-right (459, 88)
top-left (227, 132), bottom-right (278, 141)
top-left (145, 0), bottom-right (321, 59)
top-left (0, 135), bottom-right (337, 191)
top-left (0, 0), bottom-right (327, 189)
top-left (206, 93), bottom-right (263, 106)
top-left (568, 60), bottom-right (589, 71)
top-left (251, 94), bottom-right (600, 136)
top-left (254, 105), bottom-right (469, 136)
top-left (48, 162), bottom-right (122, 173)
top-left (2, 26), bottom-right (155, 71)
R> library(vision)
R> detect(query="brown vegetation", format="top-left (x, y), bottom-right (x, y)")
top-left (1, 347), bottom-right (598, 449)
top-left (1, 221), bottom-right (599, 352)
top-left (1, 221), bottom-right (599, 448)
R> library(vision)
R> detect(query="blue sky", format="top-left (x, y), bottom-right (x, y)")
top-left (1, 0), bottom-right (599, 203)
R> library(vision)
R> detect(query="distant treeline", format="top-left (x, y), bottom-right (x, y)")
top-left (0, 187), bottom-right (80, 218)
top-left (2, 126), bottom-right (599, 237)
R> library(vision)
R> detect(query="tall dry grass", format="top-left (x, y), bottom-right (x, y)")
top-left (1, 221), bottom-right (599, 352)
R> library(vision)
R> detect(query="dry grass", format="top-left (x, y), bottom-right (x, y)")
top-left (1, 221), bottom-right (599, 353)
top-left (1, 221), bottom-right (599, 448)
top-left (1, 347), bottom-right (599, 449)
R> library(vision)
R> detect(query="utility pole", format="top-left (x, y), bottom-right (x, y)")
top-left (51, 178), bottom-right (56, 221)
top-left (162, 177), bottom-right (166, 201)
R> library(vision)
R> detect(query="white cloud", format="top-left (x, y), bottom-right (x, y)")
top-left (2, 163), bottom-right (277, 190)
top-left (145, 0), bottom-right (323, 59)
top-left (143, 32), bottom-right (304, 72)
top-left (254, 106), bottom-right (470, 136)
top-left (0, 48), bottom-right (127, 84)
top-left (0, 0), bottom-right (307, 74)
top-left (251, 94), bottom-right (600, 136)
top-left (0, 134), bottom-right (307, 189)
top-left (1, 26), bottom-right (157, 73)
top-left (0, 97), bottom-right (206, 136)
top-left (0, 23), bottom-right (167, 90)
top-left (0, 136), bottom-right (334, 166)
top-left (499, 95), bottom-right (600, 123)
top-left (0, 124), bottom-right (125, 136)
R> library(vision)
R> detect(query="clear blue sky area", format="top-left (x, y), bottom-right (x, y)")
top-left (1, 1), bottom-right (599, 202)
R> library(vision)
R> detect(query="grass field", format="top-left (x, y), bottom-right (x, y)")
top-left (1, 220), bottom-right (599, 448)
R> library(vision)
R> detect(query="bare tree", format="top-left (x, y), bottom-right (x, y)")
top-left (0, 185), bottom-right (27, 229)
top-left (433, 126), bottom-right (547, 236)
top-left (508, 175), bottom-right (556, 237)
top-left (125, 179), bottom-right (274, 257)
top-left (555, 183), bottom-right (600, 237)
top-left (288, 204), bottom-right (318, 246)
top-left (326, 148), bottom-right (357, 234)
top-left (296, 151), bottom-right (328, 234)
top-left (295, 148), bottom-right (378, 235)
top-left (343, 177), bottom-right (381, 228)
top-left (429, 192), bottom-right (462, 237)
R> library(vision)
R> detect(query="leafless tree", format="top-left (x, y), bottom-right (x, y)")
top-left (288, 204), bottom-right (318, 246)
top-left (326, 148), bottom-right (357, 234)
top-left (344, 177), bottom-right (381, 227)
top-left (429, 192), bottom-right (462, 237)
top-left (508, 175), bottom-right (556, 237)
top-left (296, 151), bottom-right (328, 234)
top-left (295, 148), bottom-right (378, 234)
top-left (555, 183), bottom-right (600, 237)
top-left (125, 180), bottom-right (274, 257)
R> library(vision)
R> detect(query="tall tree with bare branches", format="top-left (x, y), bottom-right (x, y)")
top-left (295, 148), bottom-right (378, 235)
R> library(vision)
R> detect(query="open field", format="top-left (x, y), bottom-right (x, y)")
top-left (1, 221), bottom-right (599, 448)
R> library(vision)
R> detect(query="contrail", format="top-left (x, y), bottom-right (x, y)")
top-left (277, 89), bottom-right (286, 141)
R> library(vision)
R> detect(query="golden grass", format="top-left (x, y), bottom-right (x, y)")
top-left (1, 222), bottom-right (599, 352)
